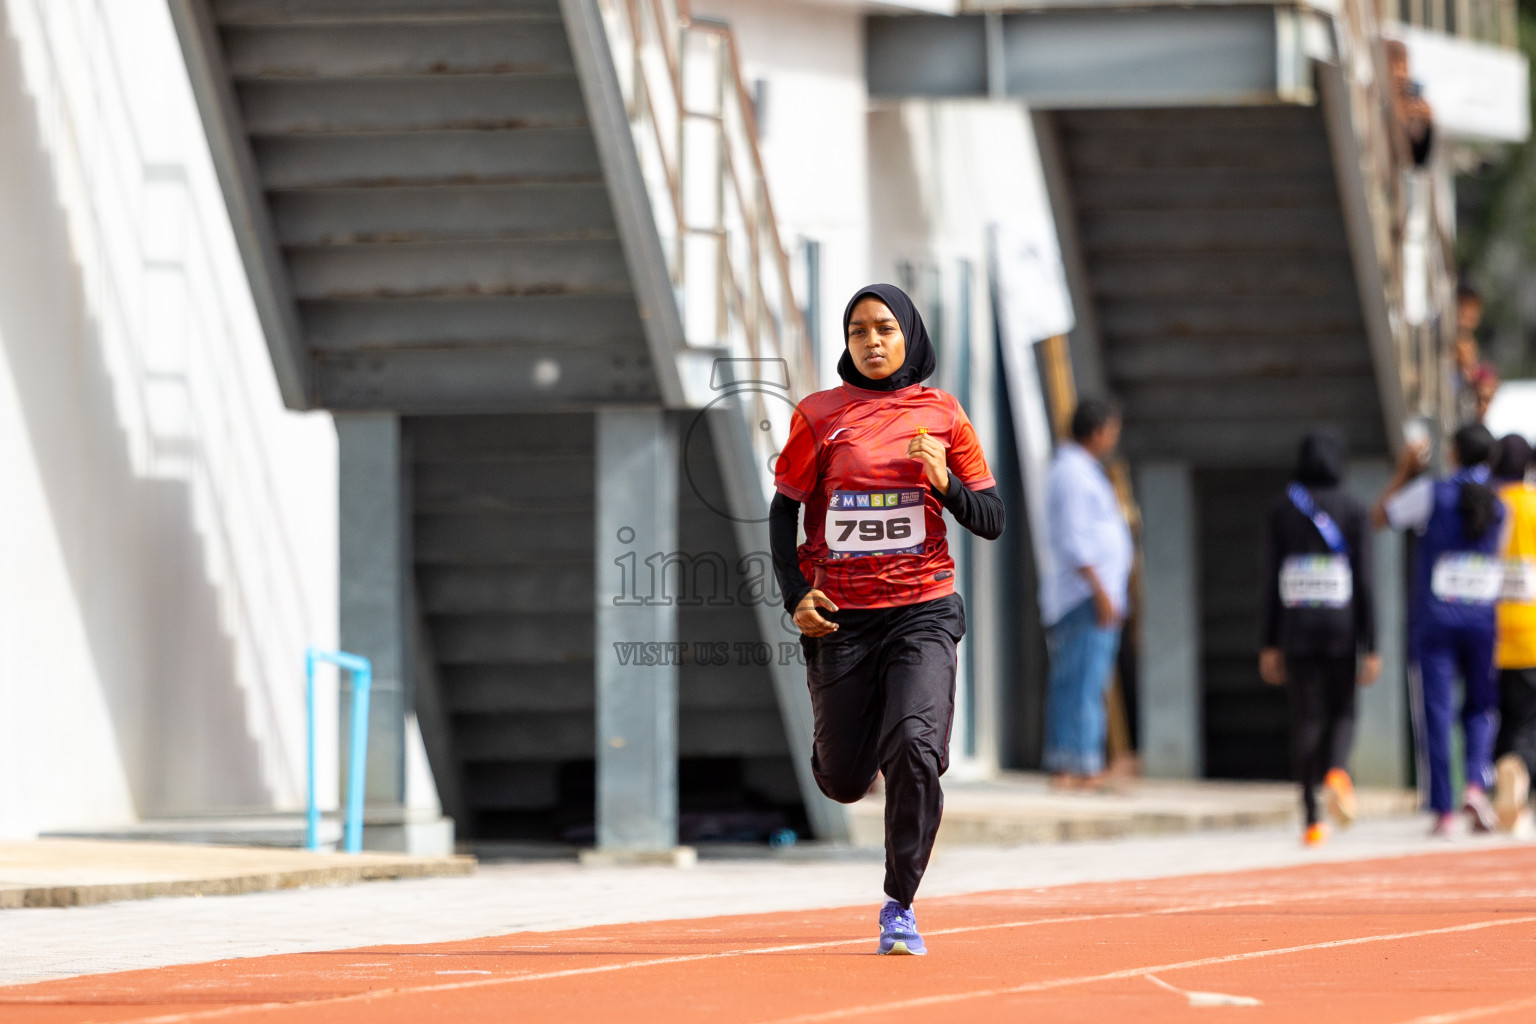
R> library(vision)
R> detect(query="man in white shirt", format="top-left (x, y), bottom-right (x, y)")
top-left (1041, 398), bottom-right (1134, 789)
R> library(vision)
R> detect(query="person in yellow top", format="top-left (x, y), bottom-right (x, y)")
top-left (1493, 434), bottom-right (1536, 832)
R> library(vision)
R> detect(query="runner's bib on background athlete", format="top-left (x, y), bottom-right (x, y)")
top-left (1280, 555), bottom-right (1352, 608)
top-left (1503, 557), bottom-right (1536, 603)
top-left (1431, 553), bottom-right (1504, 604)
top-left (825, 489), bottom-right (926, 557)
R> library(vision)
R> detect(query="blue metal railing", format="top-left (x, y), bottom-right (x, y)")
top-left (305, 647), bottom-right (372, 854)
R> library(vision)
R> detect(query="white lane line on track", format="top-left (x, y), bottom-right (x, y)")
top-left (1391, 994), bottom-right (1536, 1024)
top-left (1144, 973), bottom-right (1261, 1008)
top-left (38, 897), bottom-right (1283, 1024)
top-left (760, 914), bottom-right (1536, 1024)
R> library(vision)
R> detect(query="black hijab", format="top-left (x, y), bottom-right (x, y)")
top-left (837, 283), bottom-right (937, 392)
top-left (1294, 430), bottom-right (1344, 488)
top-left (1493, 434), bottom-right (1532, 483)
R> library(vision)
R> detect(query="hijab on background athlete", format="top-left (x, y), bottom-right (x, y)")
top-left (1376, 423), bottom-right (1505, 836)
top-left (769, 283), bottom-right (1003, 955)
top-left (1259, 430), bottom-right (1378, 847)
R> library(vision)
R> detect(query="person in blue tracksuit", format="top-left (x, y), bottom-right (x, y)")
top-left (1375, 424), bottom-right (1505, 835)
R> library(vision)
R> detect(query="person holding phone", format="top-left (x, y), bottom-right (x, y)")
top-left (769, 283), bottom-right (1004, 955)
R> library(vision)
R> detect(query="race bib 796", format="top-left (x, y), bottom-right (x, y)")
top-left (825, 489), bottom-right (926, 557)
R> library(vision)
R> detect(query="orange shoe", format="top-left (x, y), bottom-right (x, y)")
top-left (1303, 823), bottom-right (1328, 847)
top-left (1323, 768), bottom-right (1358, 827)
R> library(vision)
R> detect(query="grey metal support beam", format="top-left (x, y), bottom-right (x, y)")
top-left (1346, 460), bottom-right (1410, 787)
top-left (594, 408), bottom-right (682, 851)
top-left (337, 413), bottom-right (409, 807)
top-left (1136, 461), bottom-right (1203, 778)
top-left (558, 0), bottom-right (688, 409)
top-left (704, 404), bottom-right (852, 841)
top-left (869, 8), bottom-right (1281, 107)
top-left (166, 0), bottom-right (310, 410)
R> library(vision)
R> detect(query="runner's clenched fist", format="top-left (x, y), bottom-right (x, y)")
top-left (906, 430), bottom-right (950, 494)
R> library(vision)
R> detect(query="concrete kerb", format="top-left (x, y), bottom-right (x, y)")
top-left (0, 839), bottom-right (474, 909)
top-left (848, 776), bottom-right (1421, 849)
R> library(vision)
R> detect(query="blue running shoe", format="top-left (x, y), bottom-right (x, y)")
top-left (877, 899), bottom-right (927, 955)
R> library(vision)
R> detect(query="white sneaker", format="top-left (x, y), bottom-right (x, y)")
top-left (1465, 786), bottom-right (1499, 834)
top-left (1495, 755), bottom-right (1530, 832)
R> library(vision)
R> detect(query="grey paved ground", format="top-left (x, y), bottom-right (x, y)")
top-left (0, 818), bottom-right (1521, 987)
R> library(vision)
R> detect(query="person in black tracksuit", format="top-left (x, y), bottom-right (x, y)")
top-left (1259, 431), bottom-right (1380, 843)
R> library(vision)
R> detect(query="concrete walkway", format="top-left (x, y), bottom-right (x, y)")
top-left (1, 775), bottom-right (1415, 913)
top-left (0, 818), bottom-right (1523, 987)
top-left (0, 839), bottom-right (474, 909)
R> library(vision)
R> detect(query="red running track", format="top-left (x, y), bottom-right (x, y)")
top-left (5, 845), bottom-right (1536, 1023)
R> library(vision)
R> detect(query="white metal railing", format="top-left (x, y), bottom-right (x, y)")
top-left (594, 0), bottom-right (815, 477)
top-left (1338, 0), bottom-right (1460, 427)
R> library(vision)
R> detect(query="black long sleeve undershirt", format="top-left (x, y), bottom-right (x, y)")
top-left (769, 481), bottom-right (1006, 613)
top-left (938, 476), bottom-right (1006, 541)
top-left (770, 492), bottom-right (814, 614)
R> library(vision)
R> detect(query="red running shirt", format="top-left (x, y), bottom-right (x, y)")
top-left (774, 381), bottom-right (996, 609)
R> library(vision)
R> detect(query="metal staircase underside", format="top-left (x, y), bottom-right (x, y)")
top-left (410, 413), bottom-right (799, 840)
top-left (869, 0), bottom-right (1444, 467)
top-left (1050, 105), bottom-right (1387, 467)
top-left (170, 0), bottom-right (843, 839)
top-left (172, 0), bottom-right (662, 412)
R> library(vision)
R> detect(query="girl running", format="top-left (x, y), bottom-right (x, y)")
top-left (1259, 431), bottom-right (1379, 847)
top-left (1376, 424), bottom-right (1505, 835)
top-left (770, 283), bottom-right (1004, 955)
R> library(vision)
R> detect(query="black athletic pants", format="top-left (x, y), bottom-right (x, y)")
top-left (1496, 668), bottom-right (1536, 776)
top-left (800, 593), bottom-right (965, 908)
top-left (1285, 655), bottom-right (1358, 825)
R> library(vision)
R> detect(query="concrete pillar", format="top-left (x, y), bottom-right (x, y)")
top-left (591, 408), bottom-right (685, 860)
top-left (336, 412), bottom-right (408, 807)
top-left (1136, 461), bottom-right (1202, 778)
top-left (1347, 460), bottom-right (1410, 787)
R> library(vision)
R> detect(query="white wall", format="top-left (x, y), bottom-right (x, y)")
top-left (0, 0), bottom-right (337, 837)
top-left (690, 0), bottom-right (871, 387)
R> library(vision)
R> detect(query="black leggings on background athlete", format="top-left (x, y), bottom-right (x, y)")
top-left (1286, 655), bottom-right (1358, 825)
top-left (1496, 667), bottom-right (1536, 775)
top-left (800, 593), bottom-right (965, 908)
